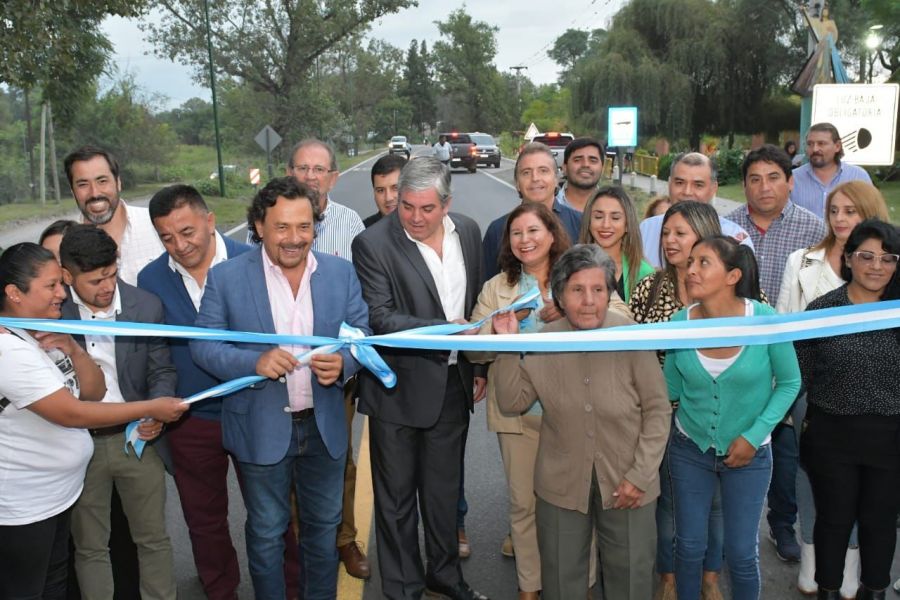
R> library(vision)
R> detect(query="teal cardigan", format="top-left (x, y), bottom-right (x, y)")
top-left (663, 301), bottom-right (801, 454)
top-left (622, 258), bottom-right (655, 303)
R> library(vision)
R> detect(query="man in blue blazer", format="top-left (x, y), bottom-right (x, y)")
top-left (138, 185), bottom-right (306, 600)
top-left (190, 177), bottom-right (370, 600)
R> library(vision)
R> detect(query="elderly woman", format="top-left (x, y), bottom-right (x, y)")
top-left (796, 220), bottom-right (900, 600)
top-left (777, 181), bottom-right (889, 597)
top-left (492, 244), bottom-right (671, 600)
top-left (665, 236), bottom-right (801, 600)
top-left (0, 243), bottom-right (186, 599)
top-left (468, 202), bottom-right (570, 599)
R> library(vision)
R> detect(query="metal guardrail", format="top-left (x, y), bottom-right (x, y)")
top-left (633, 154), bottom-right (659, 177)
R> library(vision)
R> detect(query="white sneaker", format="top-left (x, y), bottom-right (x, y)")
top-left (839, 546), bottom-right (859, 599)
top-left (798, 543), bottom-right (817, 595)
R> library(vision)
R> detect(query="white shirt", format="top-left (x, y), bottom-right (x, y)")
top-left (116, 203), bottom-right (166, 286)
top-left (0, 328), bottom-right (93, 525)
top-left (404, 215), bottom-right (467, 364)
top-left (640, 213), bottom-right (755, 268)
top-left (312, 198), bottom-right (365, 262)
top-left (169, 231), bottom-right (228, 311)
top-left (72, 286), bottom-right (126, 404)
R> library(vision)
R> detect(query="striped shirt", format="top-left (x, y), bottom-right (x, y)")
top-left (726, 202), bottom-right (825, 307)
top-left (312, 198), bottom-right (365, 262)
top-left (789, 161), bottom-right (872, 219)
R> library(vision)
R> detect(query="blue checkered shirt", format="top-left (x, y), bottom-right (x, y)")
top-left (726, 202), bottom-right (826, 307)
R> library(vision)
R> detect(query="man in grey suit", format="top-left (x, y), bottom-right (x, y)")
top-left (351, 157), bottom-right (488, 600)
top-left (59, 225), bottom-right (178, 600)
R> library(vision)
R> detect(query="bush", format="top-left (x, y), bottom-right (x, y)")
top-left (658, 153), bottom-right (676, 181)
top-left (715, 148), bottom-right (745, 186)
top-left (498, 132), bottom-right (520, 159)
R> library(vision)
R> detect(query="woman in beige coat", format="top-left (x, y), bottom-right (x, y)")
top-left (492, 244), bottom-right (671, 600)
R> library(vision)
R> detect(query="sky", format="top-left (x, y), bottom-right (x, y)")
top-left (101, 0), bottom-right (626, 110)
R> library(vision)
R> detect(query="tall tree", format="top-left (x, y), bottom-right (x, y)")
top-left (548, 29), bottom-right (589, 75)
top-left (143, 0), bottom-right (416, 143)
top-left (401, 40), bottom-right (436, 134)
top-left (432, 9), bottom-right (510, 132)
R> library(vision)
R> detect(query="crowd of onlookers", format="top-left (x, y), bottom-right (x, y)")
top-left (0, 121), bottom-right (897, 600)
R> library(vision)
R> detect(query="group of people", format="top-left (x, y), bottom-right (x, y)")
top-left (0, 120), bottom-right (896, 600)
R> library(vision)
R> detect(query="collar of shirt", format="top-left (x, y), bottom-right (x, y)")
top-left (168, 230), bottom-right (228, 279)
top-left (745, 200), bottom-right (795, 235)
top-left (71, 284), bottom-right (122, 320)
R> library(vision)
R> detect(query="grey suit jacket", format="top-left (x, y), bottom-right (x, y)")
top-left (61, 280), bottom-right (177, 468)
top-left (351, 210), bottom-right (483, 428)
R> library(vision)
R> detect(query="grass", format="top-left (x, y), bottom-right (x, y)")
top-left (717, 180), bottom-right (900, 224)
top-left (0, 144), bottom-right (381, 232)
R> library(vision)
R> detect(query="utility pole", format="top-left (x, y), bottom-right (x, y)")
top-left (511, 65), bottom-right (528, 122)
top-left (203, 0), bottom-right (226, 197)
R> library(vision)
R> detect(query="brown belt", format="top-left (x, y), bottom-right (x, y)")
top-left (291, 408), bottom-right (315, 421)
top-left (89, 423), bottom-right (127, 437)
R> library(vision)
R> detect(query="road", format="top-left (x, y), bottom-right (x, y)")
top-left (5, 148), bottom-right (897, 598)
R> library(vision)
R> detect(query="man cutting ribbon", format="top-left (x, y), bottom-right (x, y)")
top-left (189, 177), bottom-right (371, 600)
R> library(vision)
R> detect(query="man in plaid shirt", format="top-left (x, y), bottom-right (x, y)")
top-left (726, 143), bottom-right (825, 565)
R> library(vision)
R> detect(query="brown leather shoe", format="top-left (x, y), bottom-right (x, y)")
top-left (338, 541), bottom-right (371, 580)
top-left (458, 529), bottom-right (471, 559)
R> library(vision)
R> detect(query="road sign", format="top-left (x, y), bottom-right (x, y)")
top-left (811, 83), bottom-right (899, 166)
top-left (524, 122), bottom-right (540, 141)
top-left (608, 106), bottom-right (638, 148)
top-left (254, 125), bottom-right (282, 179)
top-left (249, 168), bottom-right (260, 186)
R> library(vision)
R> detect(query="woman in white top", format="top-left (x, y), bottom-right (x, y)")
top-left (0, 243), bottom-right (187, 600)
top-left (776, 181), bottom-right (890, 598)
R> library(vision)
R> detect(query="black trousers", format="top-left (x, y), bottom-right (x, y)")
top-left (369, 367), bottom-right (470, 600)
top-left (800, 406), bottom-right (900, 590)
top-left (0, 508), bottom-right (71, 600)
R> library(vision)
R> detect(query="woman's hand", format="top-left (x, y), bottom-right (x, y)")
top-left (538, 300), bottom-right (563, 323)
top-left (491, 310), bottom-right (520, 335)
top-left (723, 436), bottom-right (756, 468)
top-left (33, 331), bottom-right (80, 356)
top-left (612, 478), bottom-right (644, 509)
top-left (147, 397), bottom-right (189, 423)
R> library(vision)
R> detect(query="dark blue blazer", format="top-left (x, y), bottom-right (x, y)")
top-left (189, 248), bottom-right (370, 464)
top-left (137, 236), bottom-right (251, 420)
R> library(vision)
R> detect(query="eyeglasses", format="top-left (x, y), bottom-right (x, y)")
top-left (850, 251), bottom-right (900, 266)
top-left (292, 165), bottom-right (335, 177)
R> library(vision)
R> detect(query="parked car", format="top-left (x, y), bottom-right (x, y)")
top-left (529, 132), bottom-right (575, 171)
top-left (388, 135), bottom-right (412, 158)
top-left (440, 132), bottom-right (477, 173)
top-left (470, 132), bottom-right (501, 168)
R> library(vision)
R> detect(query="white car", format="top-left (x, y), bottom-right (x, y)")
top-left (388, 136), bottom-right (412, 158)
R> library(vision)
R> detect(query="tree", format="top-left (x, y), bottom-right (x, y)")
top-left (401, 40), bottom-right (436, 134)
top-left (432, 9), bottom-right (512, 132)
top-left (143, 0), bottom-right (416, 143)
top-left (159, 97), bottom-right (215, 145)
top-left (548, 29), bottom-right (589, 75)
top-left (521, 85), bottom-right (571, 132)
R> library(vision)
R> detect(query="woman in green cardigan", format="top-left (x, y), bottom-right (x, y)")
top-left (578, 185), bottom-right (654, 303)
top-left (664, 236), bottom-right (801, 600)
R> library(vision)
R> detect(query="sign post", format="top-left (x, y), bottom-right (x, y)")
top-left (811, 83), bottom-right (899, 166)
top-left (254, 125), bottom-right (283, 180)
top-left (608, 106), bottom-right (638, 185)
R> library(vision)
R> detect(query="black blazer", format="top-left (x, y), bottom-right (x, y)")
top-left (352, 210), bottom-right (483, 428)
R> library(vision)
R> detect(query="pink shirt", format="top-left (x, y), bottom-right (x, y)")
top-left (261, 249), bottom-right (317, 411)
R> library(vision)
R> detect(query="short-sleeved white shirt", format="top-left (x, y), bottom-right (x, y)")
top-left (0, 328), bottom-right (93, 525)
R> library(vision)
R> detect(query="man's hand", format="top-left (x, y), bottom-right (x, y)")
top-left (538, 299), bottom-right (563, 323)
top-left (491, 310), bottom-right (519, 335)
top-left (451, 318), bottom-right (480, 336)
top-left (473, 376), bottom-right (487, 402)
top-left (723, 436), bottom-right (756, 468)
top-left (612, 478), bottom-right (644, 509)
top-left (311, 353), bottom-right (343, 386)
top-left (137, 418), bottom-right (164, 441)
top-left (256, 349), bottom-right (299, 379)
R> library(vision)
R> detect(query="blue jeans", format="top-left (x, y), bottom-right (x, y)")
top-left (767, 422), bottom-right (799, 533)
top-left (656, 429), bottom-right (724, 574)
top-left (669, 430), bottom-right (772, 600)
top-left (238, 416), bottom-right (346, 600)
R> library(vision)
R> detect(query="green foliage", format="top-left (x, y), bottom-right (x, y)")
top-left (401, 40), bottom-right (436, 133)
top-left (520, 85), bottom-right (571, 132)
top-left (143, 0), bottom-right (416, 144)
top-left (497, 132), bottom-right (520, 159)
top-left (548, 29), bottom-right (589, 74)
top-left (157, 98), bottom-right (215, 145)
top-left (658, 153), bottom-right (676, 181)
top-left (715, 148), bottom-right (745, 185)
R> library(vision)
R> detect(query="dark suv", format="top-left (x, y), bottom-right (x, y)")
top-left (470, 132), bottom-right (501, 168)
top-left (440, 132), bottom-right (477, 173)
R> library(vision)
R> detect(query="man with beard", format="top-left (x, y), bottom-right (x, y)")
top-left (556, 138), bottom-right (604, 212)
top-left (64, 147), bottom-right (165, 286)
top-left (790, 122), bottom-right (872, 219)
